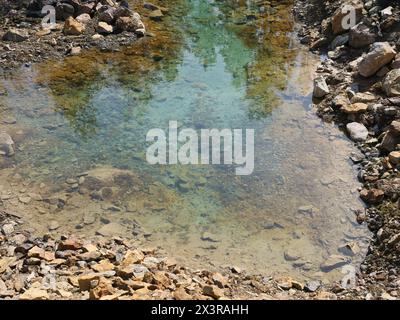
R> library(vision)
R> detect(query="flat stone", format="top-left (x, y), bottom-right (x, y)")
top-left (96, 223), bottom-right (125, 237)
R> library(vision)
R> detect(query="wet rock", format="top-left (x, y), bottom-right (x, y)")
top-left (200, 232), bottom-right (220, 242)
top-left (298, 205), bottom-right (318, 216)
top-left (313, 76), bottom-right (330, 98)
top-left (349, 23), bottom-right (375, 48)
top-left (96, 222), bottom-right (124, 237)
top-left (63, 17), bottom-right (85, 35)
top-left (2, 28), bottom-right (29, 42)
top-left (202, 285), bottom-right (223, 299)
top-left (383, 69), bottom-right (400, 97)
top-left (149, 9), bottom-right (163, 21)
top-left (263, 222), bottom-right (284, 230)
top-left (346, 122), bottom-right (369, 142)
top-left (338, 242), bottom-right (360, 256)
top-left (0, 132), bottom-right (15, 156)
top-left (320, 255), bottom-right (349, 272)
top-left (360, 188), bottom-right (385, 204)
top-left (83, 212), bottom-right (96, 225)
top-left (48, 221), bottom-right (60, 231)
top-left (284, 250), bottom-right (301, 261)
top-left (358, 42), bottom-right (396, 77)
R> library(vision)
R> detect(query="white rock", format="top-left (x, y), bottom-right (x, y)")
top-left (346, 122), bottom-right (369, 142)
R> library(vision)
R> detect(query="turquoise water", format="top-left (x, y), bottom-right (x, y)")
top-left (0, 0), bottom-right (369, 281)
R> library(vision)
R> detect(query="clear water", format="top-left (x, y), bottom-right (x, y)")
top-left (0, 0), bottom-right (369, 282)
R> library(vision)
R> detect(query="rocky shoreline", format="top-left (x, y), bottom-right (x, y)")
top-left (0, 0), bottom-right (165, 71)
top-left (293, 0), bottom-right (400, 299)
top-left (1, 0), bottom-right (400, 300)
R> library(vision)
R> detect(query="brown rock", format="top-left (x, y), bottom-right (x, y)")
top-left (331, 1), bottom-right (363, 35)
top-left (20, 287), bottom-right (49, 300)
top-left (360, 188), bottom-right (385, 204)
top-left (388, 151), bottom-right (400, 165)
top-left (211, 272), bottom-right (227, 288)
top-left (78, 274), bottom-right (100, 291)
top-left (89, 277), bottom-right (114, 300)
top-left (63, 17), bottom-right (85, 36)
top-left (58, 238), bottom-right (82, 251)
top-left (91, 259), bottom-right (115, 273)
top-left (341, 103), bottom-right (368, 114)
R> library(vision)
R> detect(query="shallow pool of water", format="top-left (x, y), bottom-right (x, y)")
top-left (0, 0), bottom-right (369, 282)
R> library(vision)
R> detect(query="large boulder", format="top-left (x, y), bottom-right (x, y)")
top-left (382, 69), bottom-right (400, 97)
top-left (358, 42), bottom-right (396, 77)
top-left (0, 132), bottom-right (15, 157)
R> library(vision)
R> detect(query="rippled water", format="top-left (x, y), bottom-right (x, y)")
top-left (0, 0), bottom-right (369, 282)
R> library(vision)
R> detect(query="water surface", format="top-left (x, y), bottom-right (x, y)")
top-left (0, 0), bottom-right (369, 282)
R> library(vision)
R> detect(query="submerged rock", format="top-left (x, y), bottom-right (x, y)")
top-left (320, 255), bottom-right (349, 272)
top-left (0, 132), bottom-right (15, 156)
